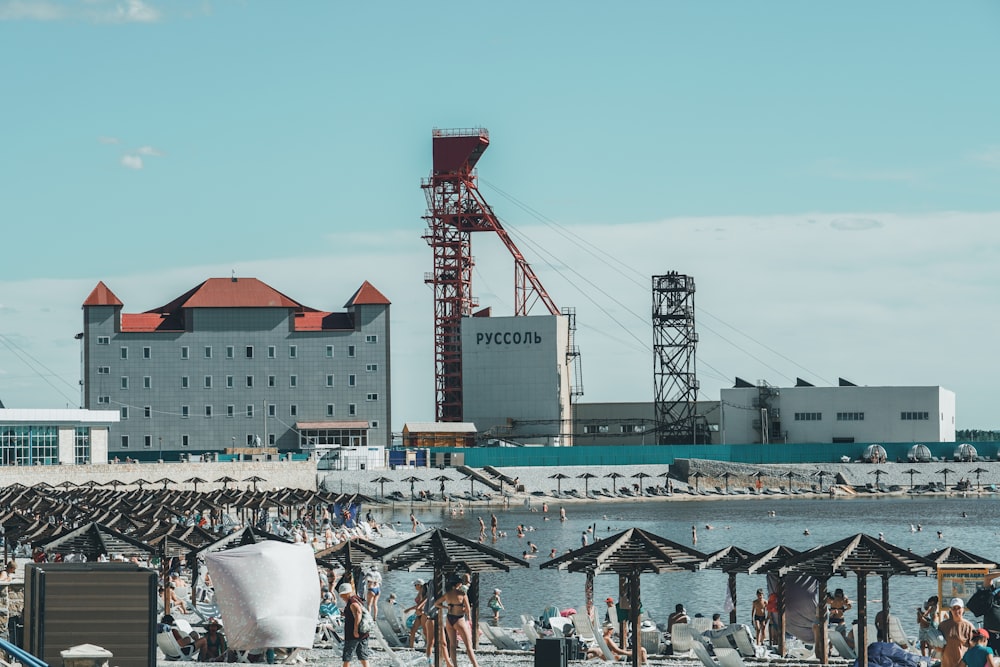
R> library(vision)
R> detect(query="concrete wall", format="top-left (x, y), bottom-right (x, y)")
top-left (0, 460), bottom-right (316, 492)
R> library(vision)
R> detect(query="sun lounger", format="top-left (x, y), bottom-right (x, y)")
top-left (729, 624), bottom-right (760, 658)
top-left (640, 626), bottom-right (662, 656)
top-left (829, 628), bottom-right (857, 660)
top-left (690, 616), bottom-right (713, 635)
top-left (692, 641), bottom-right (720, 667)
top-left (571, 613), bottom-right (598, 642)
top-left (591, 622), bottom-right (617, 661)
top-left (378, 618), bottom-right (404, 647)
top-left (157, 630), bottom-right (199, 661)
top-left (480, 623), bottom-right (527, 651)
top-left (548, 615), bottom-right (573, 636)
top-left (670, 624), bottom-right (698, 656)
top-left (522, 621), bottom-right (541, 647)
top-left (371, 621), bottom-right (427, 667)
top-left (715, 646), bottom-right (748, 667)
top-left (888, 614), bottom-right (912, 647)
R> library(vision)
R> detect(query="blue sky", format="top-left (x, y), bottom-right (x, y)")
top-left (2, 0), bottom-right (999, 431)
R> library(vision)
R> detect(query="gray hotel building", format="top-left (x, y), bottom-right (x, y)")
top-left (81, 277), bottom-right (391, 459)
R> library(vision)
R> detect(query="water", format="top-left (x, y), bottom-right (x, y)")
top-left (374, 494), bottom-right (1000, 636)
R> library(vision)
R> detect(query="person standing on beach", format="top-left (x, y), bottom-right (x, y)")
top-left (940, 598), bottom-right (976, 667)
top-left (339, 583), bottom-right (371, 667)
top-left (410, 512), bottom-right (418, 533)
top-left (559, 507), bottom-right (566, 521)
top-left (490, 513), bottom-right (498, 539)
top-left (478, 516), bottom-right (486, 541)
top-left (692, 525), bottom-right (697, 545)
top-left (487, 588), bottom-right (504, 622)
top-left (752, 589), bottom-right (768, 644)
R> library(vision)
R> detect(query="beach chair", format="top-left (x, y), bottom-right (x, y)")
top-left (690, 616), bottom-right (713, 635)
top-left (729, 625), bottom-right (760, 658)
top-left (522, 621), bottom-right (541, 647)
top-left (371, 620), bottom-right (427, 667)
top-left (383, 604), bottom-right (408, 641)
top-left (480, 622), bottom-right (527, 651)
top-left (591, 624), bottom-right (617, 661)
top-left (715, 646), bottom-right (748, 667)
top-left (692, 641), bottom-right (720, 667)
top-left (829, 628), bottom-right (857, 660)
top-left (157, 631), bottom-right (199, 661)
top-left (640, 625), bottom-right (662, 656)
top-left (548, 615), bottom-right (573, 637)
top-left (571, 613), bottom-right (597, 642)
top-left (378, 618), bottom-right (404, 647)
top-left (887, 614), bottom-right (912, 647)
top-left (669, 624), bottom-right (698, 656)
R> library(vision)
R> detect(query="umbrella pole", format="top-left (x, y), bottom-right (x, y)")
top-left (777, 576), bottom-right (787, 657)
top-left (629, 570), bottom-right (640, 667)
top-left (816, 577), bottom-right (830, 664)
top-left (471, 572), bottom-right (480, 649)
top-left (857, 574), bottom-right (869, 667)
top-left (728, 573), bottom-right (738, 625)
top-left (879, 574), bottom-right (890, 642)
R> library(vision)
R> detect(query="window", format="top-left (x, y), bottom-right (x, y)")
top-left (267, 345), bottom-right (276, 359)
top-left (144, 435), bottom-right (152, 448)
top-left (620, 424), bottom-right (643, 433)
top-left (348, 403), bottom-right (357, 416)
top-left (268, 434), bottom-right (276, 445)
top-left (836, 412), bottom-right (865, 421)
top-left (121, 435), bottom-right (129, 449)
top-left (97, 366), bottom-right (110, 375)
top-left (794, 412), bottom-right (823, 421)
top-left (97, 395), bottom-right (110, 405)
top-left (226, 405), bottom-right (234, 418)
top-left (348, 374), bottom-right (357, 387)
top-left (143, 376), bottom-right (151, 389)
top-left (326, 404), bottom-right (335, 417)
top-left (181, 376), bottom-right (190, 389)
top-left (267, 404), bottom-right (276, 417)
top-left (226, 345), bottom-right (234, 359)
top-left (348, 345), bottom-right (356, 357)
top-left (268, 375), bottom-right (276, 388)
top-left (120, 347), bottom-right (128, 359)
top-left (584, 425), bottom-right (610, 434)
top-left (289, 375), bottom-right (297, 388)
top-left (370, 420), bottom-right (379, 429)
top-left (325, 345), bottom-right (334, 358)
top-left (144, 406), bottom-right (151, 418)
top-left (366, 393), bottom-right (379, 401)
top-left (289, 345), bottom-right (297, 358)
top-left (246, 404), bottom-right (254, 418)
top-left (365, 364), bottom-right (378, 372)
top-left (246, 345), bottom-right (254, 358)
top-left (120, 376), bottom-right (129, 389)
top-left (226, 375), bottom-right (234, 388)
top-left (181, 346), bottom-right (189, 359)
top-left (246, 375), bottom-right (254, 388)
top-left (181, 434), bottom-right (189, 447)
top-left (901, 411), bottom-right (930, 421)
top-left (181, 405), bottom-right (189, 418)
top-left (326, 374), bottom-right (335, 387)
top-left (97, 336), bottom-right (110, 345)
top-left (74, 427), bottom-right (91, 464)
top-left (204, 346), bottom-right (212, 359)
top-left (365, 334), bottom-right (378, 343)
top-left (289, 404), bottom-right (298, 417)
top-left (120, 406), bottom-right (129, 419)
top-left (143, 346), bottom-right (151, 359)
top-left (205, 405), bottom-right (213, 418)
top-left (204, 375), bottom-right (213, 389)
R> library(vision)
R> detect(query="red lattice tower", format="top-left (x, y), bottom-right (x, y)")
top-left (422, 128), bottom-right (559, 422)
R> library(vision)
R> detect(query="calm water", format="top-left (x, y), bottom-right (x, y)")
top-left (373, 495), bottom-right (1000, 635)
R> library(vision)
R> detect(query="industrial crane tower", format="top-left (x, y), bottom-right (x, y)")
top-left (652, 272), bottom-right (701, 444)
top-left (421, 128), bottom-right (564, 423)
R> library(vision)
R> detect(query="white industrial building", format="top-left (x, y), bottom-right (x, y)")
top-left (720, 380), bottom-right (955, 445)
top-left (461, 314), bottom-right (573, 446)
top-left (0, 408), bottom-right (120, 465)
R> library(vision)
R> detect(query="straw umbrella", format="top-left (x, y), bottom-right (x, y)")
top-left (812, 469), bottom-right (828, 492)
top-left (214, 476), bottom-right (238, 490)
top-left (720, 471), bottom-right (734, 495)
top-left (370, 476), bottom-right (393, 500)
top-left (936, 468), bottom-right (956, 490)
top-left (902, 468), bottom-right (922, 490)
top-left (782, 471), bottom-right (797, 494)
top-left (577, 472), bottom-right (599, 497)
top-left (402, 475), bottom-right (424, 500)
top-left (154, 477), bottom-right (174, 490)
top-left (868, 468), bottom-right (889, 491)
top-left (541, 528), bottom-right (709, 667)
top-left (549, 472), bottom-right (570, 495)
top-left (969, 467), bottom-right (989, 490)
top-left (184, 477), bottom-right (207, 493)
top-left (691, 471), bottom-right (705, 493)
top-left (604, 472), bottom-right (624, 495)
top-left (242, 475), bottom-right (267, 492)
top-left (631, 472), bottom-right (651, 496)
top-left (431, 474), bottom-right (452, 500)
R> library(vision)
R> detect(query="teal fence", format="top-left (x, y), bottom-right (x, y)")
top-left (423, 441), bottom-right (1000, 468)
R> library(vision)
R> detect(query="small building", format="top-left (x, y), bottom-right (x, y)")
top-left (402, 422), bottom-right (477, 448)
top-left (0, 408), bottom-right (120, 465)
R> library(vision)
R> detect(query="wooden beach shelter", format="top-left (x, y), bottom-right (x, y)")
top-left (926, 546), bottom-right (997, 567)
top-left (315, 536), bottom-right (383, 591)
top-left (703, 545), bottom-right (755, 624)
top-left (722, 544), bottom-right (800, 654)
top-left (776, 533), bottom-right (936, 667)
top-left (376, 528), bottom-right (529, 667)
top-left (35, 521), bottom-right (158, 561)
top-left (541, 527), bottom-right (708, 667)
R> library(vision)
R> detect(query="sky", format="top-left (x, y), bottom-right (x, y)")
top-left (1, 0), bottom-right (999, 431)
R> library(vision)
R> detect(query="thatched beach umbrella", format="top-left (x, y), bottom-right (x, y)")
top-left (184, 477), bottom-right (207, 492)
top-left (691, 470), bottom-right (705, 493)
top-left (902, 468), bottom-right (922, 490)
top-left (936, 467), bottom-right (956, 489)
top-left (969, 467), bottom-right (989, 490)
top-left (401, 475), bottom-right (423, 500)
top-left (604, 471), bottom-right (624, 495)
top-left (242, 475), bottom-right (267, 491)
top-left (577, 472), bottom-right (599, 497)
top-left (371, 476), bottom-right (393, 500)
top-left (213, 476), bottom-right (238, 490)
top-left (549, 472), bottom-right (570, 495)
top-left (782, 471), bottom-right (797, 494)
top-left (542, 528), bottom-right (708, 667)
top-left (868, 468), bottom-right (889, 490)
top-left (631, 471), bottom-right (651, 496)
top-left (812, 469), bottom-right (828, 492)
top-left (704, 545), bottom-right (755, 623)
top-left (155, 477), bottom-right (173, 490)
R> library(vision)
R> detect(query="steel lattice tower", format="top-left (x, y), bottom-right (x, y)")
top-left (652, 272), bottom-right (699, 444)
top-left (421, 128), bottom-right (560, 422)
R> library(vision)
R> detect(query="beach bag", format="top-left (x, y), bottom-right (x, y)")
top-left (358, 607), bottom-right (375, 635)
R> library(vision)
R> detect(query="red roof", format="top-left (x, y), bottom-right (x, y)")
top-left (121, 313), bottom-right (182, 332)
top-left (293, 311), bottom-right (355, 332)
top-left (82, 281), bottom-right (123, 307)
top-left (151, 278), bottom-right (307, 311)
top-left (344, 281), bottom-right (390, 307)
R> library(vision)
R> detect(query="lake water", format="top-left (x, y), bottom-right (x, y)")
top-left (374, 494), bottom-right (1000, 636)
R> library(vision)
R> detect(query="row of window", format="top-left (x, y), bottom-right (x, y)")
top-left (901, 411), bottom-right (930, 420)
top-left (97, 339), bottom-right (378, 359)
top-left (583, 424), bottom-right (645, 434)
top-left (119, 396), bottom-right (379, 421)
top-left (798, 411), bottom-right (931, 422)
top-left (119, 424), bottom-right (378, 450)
top-left (794, 412), bottom-right (823, 421)
top-left (99, 369), bottom-right (377, 390)
top-left (836, 412), bottom-right (865, 421)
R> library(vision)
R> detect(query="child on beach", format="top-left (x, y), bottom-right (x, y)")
top-left (487, 588), bottom-right (504, 622)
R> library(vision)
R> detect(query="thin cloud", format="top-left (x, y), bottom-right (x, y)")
top-left (0, 0), bottom-right (162, 22)
top-left (968, 146), bottom-right (1000, 169)
top-left (136, 145), bottom-right (164, 157)
top-left (120, 154), bottom-right (143, 170)
top-left (97, 136), bottom-right (120, 145)
top-left (829, 217), bottom-right (882, 231)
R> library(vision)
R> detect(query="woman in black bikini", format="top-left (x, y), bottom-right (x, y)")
top-left (434, 575), bottom-right (480, 667)
top-left (828, 588), bottom-right (852, 628)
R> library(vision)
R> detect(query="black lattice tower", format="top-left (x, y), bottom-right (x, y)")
top-left (652, 272), bottom-right (699, 444)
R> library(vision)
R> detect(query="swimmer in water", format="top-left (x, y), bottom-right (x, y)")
top-left (803, 529), bottom-right (810, 536)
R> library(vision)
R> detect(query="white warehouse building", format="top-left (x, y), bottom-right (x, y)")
top-left (461, 314), bottom-right (574, 446)
top-left (720, 379), bottom-right (956, 445)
